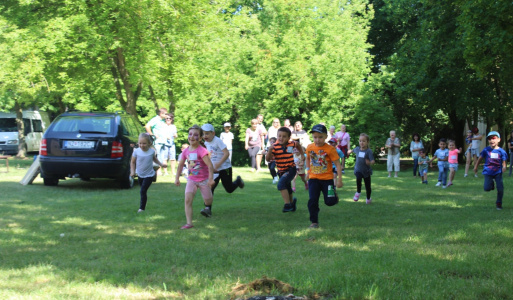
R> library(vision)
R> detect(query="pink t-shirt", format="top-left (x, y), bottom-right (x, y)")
top-left (182, 145), bottom-right (209, 182)
top-left (335, 131), bottom-right (350, 147)
top-left (448, 149), bottom-right (460, 164)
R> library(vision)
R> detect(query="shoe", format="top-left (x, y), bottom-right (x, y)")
top-left (394, 175), bottom-right (398, 178)
top-left (291, 197), bottom-right (297, 212)
top-left (292, 187), bottom-right (296, 192)
top-left (237, 176), bottom-right (245, 189)
top-left (447, 182), bottom-right (453, 187)
top-left (137, 209), bottom-right (144, 213)
top-left (353, 192), bottom-right (360, 202)
top-left (305, 183), bottom-right (309, 190)
top-left (474, 174), bottom-right (478, 178)
top-left (425, 181), bottom-right (428, 184)
top-left (442, 185), bottom-right (447, 189)
top-left (164, 172), bottom-right (169, 176)
top-left (387, 175), bottom-right (391, 178)
top-left (272, 176), bottom-right (279, 184)
top-left (464, 174), bottom-right (468, 177)
top-left (342, 170), bottom-right (345, 174)
top-left (282, 203), bottom-right (293, 212)
top-left (366, 198), bottom-right (372, 204)
top-left (496, 203), bottom-right (503, 210)
top-left (200, 207), bottom-right (212, 217)
top-left (435, 182), bottom-right (442, 187)
top-left (309, 223), bottom-right (319, 229)
top-left (180, 224), bottom-right (194, 229)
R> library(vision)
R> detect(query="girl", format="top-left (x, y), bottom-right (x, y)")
top-left (131, 133), bottom-right (167, 213)
top-left (410, 133), bottom-right (423, 177)
top-left (447, 140), bottom-right (462, 187)
top-left (350, 133), bottom-right (375, 204)
top-left (175, 125), bottom-right (215, 229)
top-left (292, 146), bottom-right (308, 191)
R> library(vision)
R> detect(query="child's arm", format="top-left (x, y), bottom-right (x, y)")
top-left (429, 155), bottom-right (437, 167)
top-left (295, 141), bottom-right (304, 156)
top-left (502, 159), bottom-right (507, 174)
top-left (202, 155), bottom-right (215, 187)
top-left (305, 150), bottom-right (310, 181)
top-left (153, 155), bottom-right (167, 169)
top-left (130, 156), bottom-right (137, 177)
top-left (265, 144), bottom-right (274, 162)
top-left (473, 156), bottom-right (483, 174)
top-left (333, 159), bottom-right (343, 188)
top-left (214, 148), bottom-right (230, 171)
top-left (174, 157), bottom-right (186, 186)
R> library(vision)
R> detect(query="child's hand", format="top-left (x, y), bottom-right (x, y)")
top-left (365, 158), bottom-right (370, 166)
top-left (175, 179), bottom-right (180, 186)
top-left (162, 163), bottom-right (168, 168)
top-left (208, 179), bottom-right (215, 188)
top-left (130, 172), bottom-right (135, 178)
top-left (337, 177), bottom-right (343, 188)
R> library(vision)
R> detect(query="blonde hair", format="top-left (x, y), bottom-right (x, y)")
top-left (360, 133), bottom-right (370, 143)
top-left (138, 132), bottom-right (153, 144)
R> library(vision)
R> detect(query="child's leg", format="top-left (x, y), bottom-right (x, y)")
top-left (218, 167), bottom-right (239, 194)
top-left (199, 183), bottom-right (213, 207)
top-left (483, 174), bottom-right (494, 191)
top-left (363, 175), bottom-right (372, 199)
top-left (299, 174), bottom-right (307, 184)
top-left (321, 180), bottom-right (339, 206)
top-left (449, 167), bottom-right (455, 184)
top-left (442, 166), bottom-right (448, 186)
top-left (437, 164), bottom-right (443, 182)
top-left (184, 181), bottom-right (199, 225)
top-left (138, 177), bottom-right (153, 210)
top-left (355, 173), bottom-right (363, 193)
top-left (495, 173), bottom-right (504, 206)
top-left (292, 174), bottom-right (297, 190)
top-left (269, 161), bottom-right (277, 179)
top-left (307, 179), bottom-right (321, 224)
top-left (277, 168), bottom-right (296, 205)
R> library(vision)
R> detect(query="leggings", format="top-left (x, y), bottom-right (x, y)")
top-left (138, 176), bottom-right (153, 210)
top-left (248, 146), bottom-right (260, 169)
top-left (355, 172), bottom-right (372, 199)
top-left (211, 167), bottom-right (240, 195)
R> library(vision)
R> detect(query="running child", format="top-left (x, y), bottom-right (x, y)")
top-left (202, 124), bottom-right (244, 206)
top-left (175, 125), bottom-right (215, 229)
top-left (349, 133), bottom-right (375, 204)
top-left (474, 131), bottom-right (507, 210)
top-left (418, 149), bottom-right (430, 184)
top-left (306, 124), bottom-right (343, 228)
top-left (292, 146), bottom-right (308, 191)
top-left (328, 138), bottom-right (345, 185)
top-left (130, 133), bottom-right (167, 213)
top-left (429, 138), bottom-right (449, 188)
top-left (447, 140), bottom-right (462, 187)
top-left (265, 127), bottom-right (303, 212)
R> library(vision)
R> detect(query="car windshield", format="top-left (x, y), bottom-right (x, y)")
top-left (0, 118), bottom-right (17, 132)
top-left (52, 115), bottom-right (113, 134)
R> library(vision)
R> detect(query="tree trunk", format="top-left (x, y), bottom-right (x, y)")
top-left (14, 101), bottom-right (27, 159)
top-left (148, 85), bottom-right (159, 112)
top-left (167, 88), bottom-right (175, 114)
top-left (112, 47), bottom-right (140, 120)
top-left (110, 60), bottom-right (126, 110)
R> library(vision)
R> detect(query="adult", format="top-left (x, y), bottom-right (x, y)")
top-left (386, 130), bottom-right (401, 177)
top-left (159, 113), bottom-right (178, 176)
top-left (245, 119), bottom-right (264, 172)
top-left (410, 133), bottom-right (424, 178)
top-left (464, 127), bottom-right (483, 177)
top-left (267, 118), bottom-right (281, 147)
top-left (326, 125), bottom-right (336, 143)
top-left (145, 107), bottom-right (168, 175)
top-left (335, 124), bottom-right (350, 173)
top-left (256, 114), bottom-right (268, 171)
top-left (283, 119), bottom-right (294, 131)
top-left (291, 121), bottom-right (310, 148)
top-left (508, 130), bottom-right (513, 176)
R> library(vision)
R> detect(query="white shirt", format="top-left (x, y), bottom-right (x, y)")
top-left (132, 148), bottom-right (156, 178)
top-left (220, 131), bottom-right (234, 150)
top-left (205, 136), bottom-right (231, 170)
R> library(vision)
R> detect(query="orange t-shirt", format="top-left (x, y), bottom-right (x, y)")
top-left (306, 143), bottom-right (339, 180)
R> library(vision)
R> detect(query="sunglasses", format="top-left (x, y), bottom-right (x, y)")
top-left (487, 136), bottom-right (498, 140)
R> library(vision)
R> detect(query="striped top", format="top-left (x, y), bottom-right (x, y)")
top-left (272, 141), bottom-right (297, 173)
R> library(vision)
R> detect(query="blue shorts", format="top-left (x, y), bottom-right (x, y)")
top-left (420, 169), bottom-right (428, 176)
top-left (277, 166), bottom-right (297, 195)
top-left (159, 144), bottom-right (176, 161)
top-left (449, 163), bottom-right (458, 170)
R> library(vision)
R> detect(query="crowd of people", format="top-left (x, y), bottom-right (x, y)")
top-left (132, 108), bottom-right (510, 229)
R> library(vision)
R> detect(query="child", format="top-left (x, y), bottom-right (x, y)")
top-left (429, 138), bottom-right (449, 188)
top-left (328, 138), bottom-right (345, 185)
top-left (220, 122), bottom-right (234, 161)
top-left (202, 124), bottom-right (244, 205)
top-left (178, 143), bottom-right (189, 178)
top-left (175, 125), bottom-right (215, 229)
top-left (264, 137), bottom-right (279, 184)
top-left (474, 131), bottom-right (507, 210)
top-left (130, 133), bottom-right (167, 213)
top-left (305, 124), bottom-right (343, 228)
top-left (292, 146), bottom-right (308, 191)
top-left (265, 127), bottom-right (303, 212)
top-left (447, 140), bottom-right (462, 187)
top-left (349, 133), bottom-right (375, 204)
top-left (418, 149), bottom-right (430, 184)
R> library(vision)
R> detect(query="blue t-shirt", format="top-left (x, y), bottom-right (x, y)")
top-left (353, 147), bottom-right (374, 177)
top-left (479, 146), bottom-right (507, 176)
top-left (434, 148), bottom-right (449, 166)
top-left (331, 148), bottom-right (345, 170)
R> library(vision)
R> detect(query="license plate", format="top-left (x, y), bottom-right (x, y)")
top-left (64, 140), bottom-right (95, 149)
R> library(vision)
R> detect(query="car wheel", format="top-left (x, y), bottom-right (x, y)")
top-left (43, 178), bottom-right (59, 186)
top-left (119, 169), bottom-right (134, 189)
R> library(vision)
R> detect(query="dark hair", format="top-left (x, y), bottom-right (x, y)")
top-left (158, 108), bottom-right (168, 114)
top-left (439, 138), bottom-right (447, 143)
top-left (277, 127), bottom-right (291, 137)
top-left (412, 133), bottom-right (420, 140)
top-left (419, 148), bottom-right (425, 153)
top-left (269, 137), bottom-right (277, 143)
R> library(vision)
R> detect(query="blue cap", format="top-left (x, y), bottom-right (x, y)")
top-left (487, 131), bottom-right (500, 139)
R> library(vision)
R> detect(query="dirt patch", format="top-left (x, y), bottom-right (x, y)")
top-left (231, 276), bottom-right (296, 299)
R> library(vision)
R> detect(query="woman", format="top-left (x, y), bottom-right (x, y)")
top-left (267, 118), bottom-right (281, 147)
top-left (410, 133), bottom-right (423, 177)
top-left (335, 124), bottom-right (350, 173)
top-left (245, 119), bottom-right (264, 172)
top-left (508, 130), bottom-right (513, 176)
top-left (464, 127), bottom-right (483, 177)
top-left (326, 125), bottom-right (336, 143)
top-left (291, 121), bottom-right (310, 148)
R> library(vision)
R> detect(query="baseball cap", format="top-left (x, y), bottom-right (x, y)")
top-left (328, 138), bottom-right (337, 144)
top-left (309, 124), bottom-right (327, 135)
top-left (201, 124), bottom-right (215, 132)
top-left (487, 131), bottom-right (500, 139)
top-left (223, 122), bottom-right (231, 127)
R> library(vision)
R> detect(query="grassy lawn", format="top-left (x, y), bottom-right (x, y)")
top-left (1, 157), bottom-right (512, 299)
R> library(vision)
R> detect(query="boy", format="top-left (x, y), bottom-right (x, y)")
top-left (417, 149), bottom-right (430, 184)
top-left (306, 124), bottom-right (343, 228)
top-left (220, 122), bottom-right (234, 161)
top-left (474, 131), bottom-right (507, 210)
top-left (266, 127), bottom-right (303, 212)
top-left (429, 138), bottom-right (449, 188)
top-left (201, 124), bottom-right (245, 217)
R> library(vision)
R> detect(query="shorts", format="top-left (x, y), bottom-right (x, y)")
top-left (185, 179), bottom-right (213, 199)
top-left (449, 163), bottom-right (458, 170)
top-left (159, 144), bottom-right (176, 161)
top-left (420, 169), bottom-right (428, 176)
top-left (470, 148), bottom-right (479, 156)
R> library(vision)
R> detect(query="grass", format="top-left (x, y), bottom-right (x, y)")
top-left (1, 157), bottom-right (513, 299)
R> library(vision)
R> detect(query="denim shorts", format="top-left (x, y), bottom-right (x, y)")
top-left (277, 166), bottom-right (297, 192)
top-left (449, 163), bottom-right (458, 170)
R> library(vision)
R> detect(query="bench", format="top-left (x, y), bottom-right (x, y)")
top-left (0, 155), bottom-right (10, 173)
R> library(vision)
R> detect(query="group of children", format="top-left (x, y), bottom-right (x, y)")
top-left (131, 121), bottom-right (507, 230)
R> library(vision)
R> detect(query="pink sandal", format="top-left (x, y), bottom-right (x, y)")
top-left (180, 224), bottom-right (194, 229)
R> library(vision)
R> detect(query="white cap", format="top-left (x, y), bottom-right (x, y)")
top-left (201, 124), bottom-right (215, 132)
top-left (223, 122), bottom-right (231, 127)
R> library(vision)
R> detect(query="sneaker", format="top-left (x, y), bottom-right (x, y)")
top-left (425, 181), bottom-right (428, 184)
top-left (292, 187), bottom-right (296, 192)
top-left (394, 175), bottom-right (398, 178)
top-left (309, 223), bottom-right (319, 229)
top-left (464, 174), bottom-right (468, 177)
top-left (282, 203), bottom-right (293, 213)
top-left (496, 203), bottom-right (503, 210)
top-left (291, 197), bottom-right (298, 211)
top-left (137, 209), bottom-right (144, 213)
top-left (200, 207), bottom-right (212, 217)
top-left (442, 185), bottom-right (447, 189)
top-left (353, 192), bottom-right (360, 202)
top-left (447, 182), bottom-right (453, 187)
top-left (387, 175), bottom-right (391, 178)
top-left (474, 174), bottom-right (478, 178)
top-left (435, 182), bottom-right (442, 187)
top-left (180, 224), bottom-right (194, 229)
top-left (237, 176), bottom-right (245, 189)
top-left (272, 176), bottom-right (279, 184)
top-left (305, 182), bottom-right (309, 190)
top-left (366, 198), bottom-right (372, 204)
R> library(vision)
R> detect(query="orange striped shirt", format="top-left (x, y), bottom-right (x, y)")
top-left (272, 141), bottom-right (297, 172)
